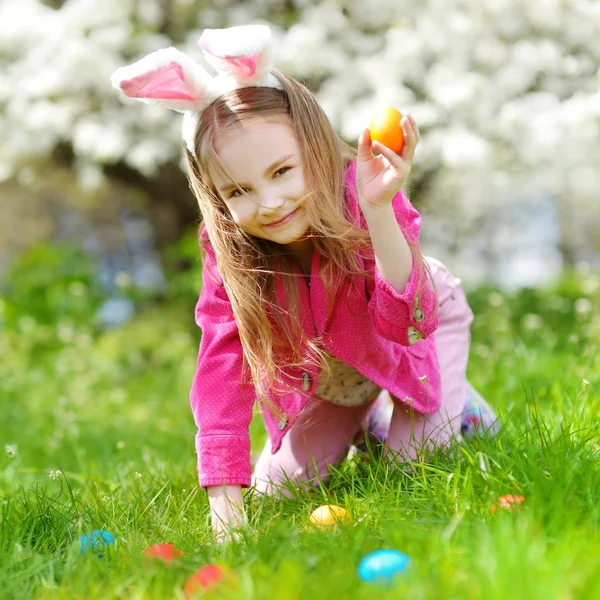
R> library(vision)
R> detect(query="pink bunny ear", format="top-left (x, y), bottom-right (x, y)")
top-left (198, 24), bottom-right (278, 86)
top-left (111, 47), bottom-right (213, 113)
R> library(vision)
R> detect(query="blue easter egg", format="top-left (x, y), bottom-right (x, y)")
top-left (80, 529), bottom-right (116, 557)
top-left (358, 549), bottom-right (411, 584)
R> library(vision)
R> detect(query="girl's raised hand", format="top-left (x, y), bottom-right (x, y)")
top-left (355, 113), bottom-right (420, 208)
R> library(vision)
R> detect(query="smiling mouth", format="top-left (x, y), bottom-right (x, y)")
top-left (265, 208), bottom-right (300, 227)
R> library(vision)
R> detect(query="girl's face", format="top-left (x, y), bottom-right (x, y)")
top-left (212, 119), bottom-right (311, 251)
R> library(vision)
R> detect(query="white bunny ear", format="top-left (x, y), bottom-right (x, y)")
top-left (198, 24), bottom-right (280, 87)
top-left (111, 47), bottom-right (213, 113)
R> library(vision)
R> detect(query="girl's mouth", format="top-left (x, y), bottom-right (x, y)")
top-left (265, 207), bottom-right (300, 227)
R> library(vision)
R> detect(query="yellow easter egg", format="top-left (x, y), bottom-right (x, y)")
top-left (309, 504), bottom-right (350, 529)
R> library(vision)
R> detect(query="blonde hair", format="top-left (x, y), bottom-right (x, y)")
top-left (185, 70), bottom-right (433, 416)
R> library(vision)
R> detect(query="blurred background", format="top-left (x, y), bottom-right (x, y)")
top-left (0, 0), bottom-right (599, 379)
top-left (1, 0), bottom-right (599, 555)
top-left (2, 0), bottom-right (599, 306)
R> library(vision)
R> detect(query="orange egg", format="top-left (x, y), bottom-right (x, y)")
top-left (490, 494), bottom-right (525, 515)
top-left (369, 106), bottom-right (405, 153)
top-left (308, 504), bottom-right (350, 529)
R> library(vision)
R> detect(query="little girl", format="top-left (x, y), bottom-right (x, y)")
top-left (112, 24), bottom-right (497, 541)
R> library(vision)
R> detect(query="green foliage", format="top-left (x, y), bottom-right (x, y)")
top-left (1, 243), bottom-right (104, 330)
top-left (163, 228), bottom-right (205, 303)
top-left (1, 243), bottom-right (599, 599)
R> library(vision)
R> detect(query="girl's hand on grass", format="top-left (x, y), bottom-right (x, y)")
top-left (356, 113), bottom-right (419, 208)
top-left (207, 485), bottom-right (246, 543)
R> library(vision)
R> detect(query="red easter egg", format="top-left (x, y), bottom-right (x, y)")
top-left (184, 564), bottom-right (237, 598)
top-left (143, 543), bottom-right (183, 566)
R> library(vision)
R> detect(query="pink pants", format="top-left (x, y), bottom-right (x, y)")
top-left (252, 258), bottom-right (473, 495)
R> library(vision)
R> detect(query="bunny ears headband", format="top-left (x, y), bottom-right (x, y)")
top-left (111, 24), bottom-right (282, 154)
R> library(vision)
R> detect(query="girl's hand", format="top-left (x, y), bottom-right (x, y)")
top-left (356, 112), bottom-right (420, 208)
top-left (207, 485), bottom-right (246, 543)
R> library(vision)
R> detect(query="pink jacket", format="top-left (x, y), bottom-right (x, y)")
top-left (190, 161), bottom-right (440, 488)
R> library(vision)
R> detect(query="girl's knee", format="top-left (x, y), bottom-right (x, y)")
top-left (426, 259), bottom-right (473, 328)
top-left (252, 452), bottom-right (332, 496)
top-left (385, 403), bottom-right (461, 460)
top-left (251, 472), bottom-right (304, 497)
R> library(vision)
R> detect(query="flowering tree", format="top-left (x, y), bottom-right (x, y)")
top-left (1, 0), bottom-right (598, 282)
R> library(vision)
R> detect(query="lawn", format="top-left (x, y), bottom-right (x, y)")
top-left (1, 244), bottom-right (599, 599)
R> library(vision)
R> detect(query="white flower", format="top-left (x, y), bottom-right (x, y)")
top-left (0, 0), bottom-right (598, 292)
top-left (441, 128), bottom-right (492, 168)
top-left (5, 444), bottom-right (17, 458)
top-left (49, 470), bottom-right (63, 480)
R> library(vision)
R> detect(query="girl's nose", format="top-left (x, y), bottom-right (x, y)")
top-left (257, 192), bottom-right (285, 214)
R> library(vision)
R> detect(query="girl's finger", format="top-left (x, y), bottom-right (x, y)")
top-left (402, 113), bottom-right (420, 144)
top-left (408, 113), bottom-right (421, 142)
top-left (401, 118), bottom-right (413, 147)
top-left (371, 139), bottom-right (405, 168)
top-left (400, 141), bottom-right (415, 165)
top-left (357, 128), bottom-right (374, 161)
top-left (400, 115), bottom-right (418, 163)
top-left (402, 115), bottom-right (416, 141)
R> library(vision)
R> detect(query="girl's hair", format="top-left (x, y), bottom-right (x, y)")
top-left (185, 70), bottom-right (434, 416)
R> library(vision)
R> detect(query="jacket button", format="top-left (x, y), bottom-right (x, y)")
top-left (301, 372), bottom-right (311, 391)
top-left (414, 307), bottom-right (424, 322)
top-left (408, 326), bottom-right (424, 345)
top-left (277, 413), bottom-right (289, 431)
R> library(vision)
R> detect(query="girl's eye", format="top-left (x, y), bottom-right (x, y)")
top-left (229, 187), bottom-right (247, 198)
top-left (274, 166), bottom-right (291, 177)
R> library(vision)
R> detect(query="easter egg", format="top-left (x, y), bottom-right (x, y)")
top-left (184, 564), bottom-right (237, 598)
top-left (80, 529), bottom-right (116, 557)
top-left (490, 494), bottom-right (525, 515)
top-left (143, 543), bottom-right (183, 565)
top-left (308, 504), bottom-right (350, 529)
top-left (358, 549), bottom-right (411, 585)
top-left (369, 107), bottom-right (405, 153)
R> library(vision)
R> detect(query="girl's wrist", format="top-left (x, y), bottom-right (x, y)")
top-left (359, 200), bottom-right (396, 223)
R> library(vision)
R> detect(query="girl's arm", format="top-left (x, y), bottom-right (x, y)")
top-left (349, 115), bottom-right (438, 344)
top-left (207, 484), bottom-right (246, 542)
top-left (192, 236), bottom-right (256, 542)
top-left (355, 113), bottom-right (420, 294)
top-left (360, 202), bottom-right (412, 294)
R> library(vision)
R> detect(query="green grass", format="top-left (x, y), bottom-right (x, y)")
top-left (1, 245), bottom-right (599, 599)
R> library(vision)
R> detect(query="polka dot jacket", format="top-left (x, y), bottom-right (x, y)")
top-left (190, 161), bottom-right (440, 488)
